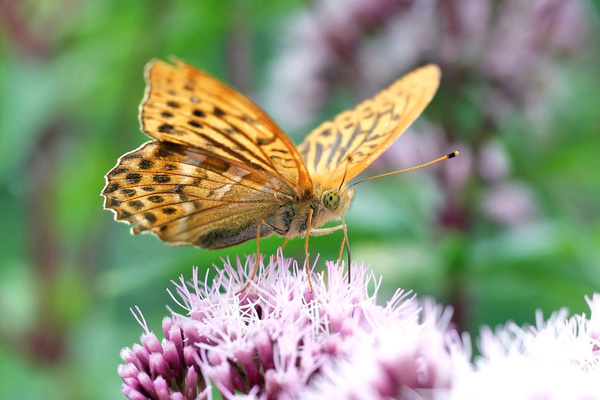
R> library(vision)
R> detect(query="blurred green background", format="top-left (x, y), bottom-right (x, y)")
top-left (1, 1), bottom-right (599, 399)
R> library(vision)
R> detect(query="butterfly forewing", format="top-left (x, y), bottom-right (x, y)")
top-left (298, 65), bottom-right (440, 187)
top-left (141, 59), bottom-right (312, 195)
top-left (103, 141), bottom-right (295, 248)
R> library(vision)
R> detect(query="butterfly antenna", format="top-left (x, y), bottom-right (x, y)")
top-left (339, 155), bottom-right (353, 190)
top-left (349, 151), bottom-right (458, 188)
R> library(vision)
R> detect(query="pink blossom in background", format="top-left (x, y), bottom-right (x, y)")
top-left (450, 293), bottom-right (600, 399)
top-left (265, 0), bottom-right (591, 132)
top-left (263, 0), bottom-right (593, 229)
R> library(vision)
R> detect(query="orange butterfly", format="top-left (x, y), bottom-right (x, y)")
top-left (102, 59), bottom-right (452, 292)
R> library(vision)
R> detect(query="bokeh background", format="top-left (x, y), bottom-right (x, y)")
top-left (1, 0), bottom-right (599, 399)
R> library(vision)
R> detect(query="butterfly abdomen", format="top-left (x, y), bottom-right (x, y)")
top-left (194, 222), bottom-right (274, 249)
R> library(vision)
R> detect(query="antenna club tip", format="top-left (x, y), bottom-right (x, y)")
top-left (448, 151), bottom-right (459, 159)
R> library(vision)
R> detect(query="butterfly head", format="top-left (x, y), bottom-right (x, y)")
top-left (319, 186), bottom-right (354, 220)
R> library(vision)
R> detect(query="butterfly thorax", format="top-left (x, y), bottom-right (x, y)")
top-left (277, 185), bottom-right (354, 238)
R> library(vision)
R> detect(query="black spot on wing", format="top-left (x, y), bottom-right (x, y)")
top-left (121, 188), bottom-right (137, 197)
top-left (111, 168), bottom-right (129, 174)
top-left (144, 212), bottom-right (157, 224)
top-left (104, 182), bottom-right (120, 194)
top-left (120, 210), bottom-right (132, 219)
top-left (125, 173), bottom-right (142, 184)
top-left (153, 174), bottom-right (171, 183)
top-left (106, 197), bottom-right (121, 207)
top-left (241, 116), bottom-right (256, 124)
top-left (129, 200), bottom-right (144, 210)
top-left (319, 128), bottom-right (332, 137)
top-left (138, 159), bottom-right (154, 170)
top-left (158, 124), bottom-right (174, 133)
top-left (257, 136), bottom-right (276, 146)
top-left (155, 146), bottom-right (173, 158)
top-left (121, 153), bottom-right (143, 161)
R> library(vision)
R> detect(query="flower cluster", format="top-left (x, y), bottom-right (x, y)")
top-left (119, 251), bottom-right (464, 399)
top-left (118, 252), bottom-right (600, 399)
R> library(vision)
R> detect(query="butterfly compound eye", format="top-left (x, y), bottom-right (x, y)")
top-left (321, 190), bottom-right (340, 210)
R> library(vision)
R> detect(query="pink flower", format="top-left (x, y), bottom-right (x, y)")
top-left (118, 250), bottom-right (464, 399)
top-left (451, 294), bottom-right (600, 399)
top-left (303, 299), bottom-right (465, 399)
top-left (118, 251), bottom-right (600, 399)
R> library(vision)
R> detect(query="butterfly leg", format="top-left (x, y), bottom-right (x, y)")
top-left (342, 217), bottom-right (352, 283)
top-left (311, 223), bottom-right (351, 280)
top-left (281, 236), bottom-right (290, 250)
top-left (337, 234), bottom-right (346, 264)
top-left (236, 219), bottom-right (283, 295)
top-left (304, 208), bottom-right (314, 292)
top-left (308, 224), bottom-right (344, 236)
top-left (302, 221), bottom-right (346, 292)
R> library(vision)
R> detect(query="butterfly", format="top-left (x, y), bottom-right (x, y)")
top-left (102, 58), bottom-right (449, 293)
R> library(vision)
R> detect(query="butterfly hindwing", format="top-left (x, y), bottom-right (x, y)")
top-left (298, 65), bottom-right (440, 187)
top-left (102, 141), bottom-right (294, 248)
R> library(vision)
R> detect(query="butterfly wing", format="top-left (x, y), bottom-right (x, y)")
top-left (103, 59), bottom-right (314, 248)
top-left (297, 65), bottom-right (440, 188)
top-left (140, 58), bottom-right (313, 195)
top-left (103, 141), bottom-right (294, 248)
